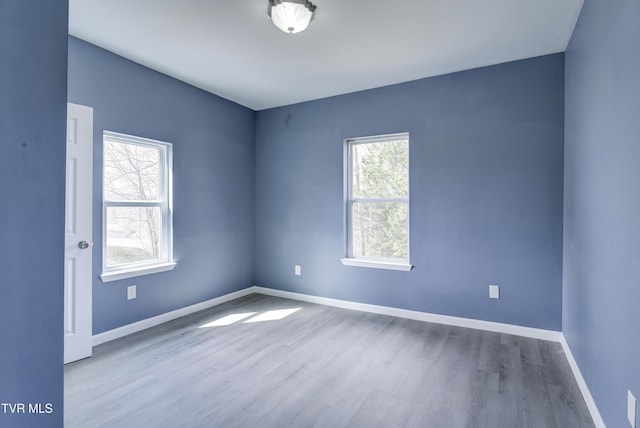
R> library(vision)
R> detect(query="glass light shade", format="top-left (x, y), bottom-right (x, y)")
top-left (269, 1), bottom-right (316, 34)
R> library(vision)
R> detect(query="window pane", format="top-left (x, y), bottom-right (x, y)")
top-left (104, 141), bottom-right (161, 201)
top-left (351, 201), bottom-right (408, 259)
top-left (106, 206), bottom-right (162, 266)
top-left (351, 140), bottom-right (408, 199)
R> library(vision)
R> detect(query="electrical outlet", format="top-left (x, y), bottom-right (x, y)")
top-left (295, 265), bottom-right (301, 276)
top-left (489, 284), bottom-right (500, 299)
top-left (127, 285), bottom-right (136, 300)
top-left (628, 390), bottom-right (636, 427)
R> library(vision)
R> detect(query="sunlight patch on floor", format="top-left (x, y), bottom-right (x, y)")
top-left (198, 307), bottom-right (302, 328)
top-left (243, 308), bottom-right (302, 323)
top-left (198, 312), bottom-right (257, 328)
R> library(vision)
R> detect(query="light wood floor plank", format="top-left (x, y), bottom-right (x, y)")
top-left (65, 294), bottom-right (594, 427)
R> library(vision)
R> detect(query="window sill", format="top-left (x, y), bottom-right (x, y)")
top-left (340, 258), bottom-right (413, 271)
top-left (100, 262), bottom-right (177, 283)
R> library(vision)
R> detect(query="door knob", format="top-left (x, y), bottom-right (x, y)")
top-left (78, 241), bottom-right (90, 249)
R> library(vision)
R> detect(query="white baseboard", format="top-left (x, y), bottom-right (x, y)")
top-left (254, 286), bottom-right (562, 342)
top-left (560, 335), bottom-right (606, 428)
top-left (92, 286), bottom-right (256, 346)
top-left (94, 285), bottom-right (561, 346)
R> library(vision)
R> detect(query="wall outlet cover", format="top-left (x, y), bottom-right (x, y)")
top-left (127, 285), bottom-right (136, 300)
top-left (295, 265), bottom-right (301, 276)
top-left (489, 285), bottom-right (500, 299)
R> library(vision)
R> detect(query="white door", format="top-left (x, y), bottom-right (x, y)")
top-left (64, 103), bottom-right (93, 364)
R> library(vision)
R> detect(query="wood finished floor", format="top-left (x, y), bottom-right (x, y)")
top-left (65, 294), bottom-right (594, 428)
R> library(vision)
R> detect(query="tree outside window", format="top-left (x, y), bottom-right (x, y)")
top-left (103, 132), bottom-right (172, 271)
top-left (347, 134), bottom-right (409, 263)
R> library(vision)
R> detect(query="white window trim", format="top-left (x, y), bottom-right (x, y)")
top-left (342, 132), bottom-right (412, 271)
top-left (100, 131), bottom-right (175, 282)
top-left (100, 262), bottom-right (177, 282)
top-left (340, 258), bottom-right (412, 271)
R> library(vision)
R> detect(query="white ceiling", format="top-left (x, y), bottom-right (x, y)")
top-left (69, 0), bottom-right (584, 111)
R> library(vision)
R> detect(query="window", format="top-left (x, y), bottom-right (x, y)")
top-left (100, 131), bottom-right (175, 282)
top-left (341, 133), bottom-right (412, 271)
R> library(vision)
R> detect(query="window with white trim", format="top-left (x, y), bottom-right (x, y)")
top-left (341, 133), bottom-right (411, 271)
top-left (100, 131), bottom-right (175, 282)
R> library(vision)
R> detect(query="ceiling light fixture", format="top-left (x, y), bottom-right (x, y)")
top-left (268, 0), bottom-right (317, 34)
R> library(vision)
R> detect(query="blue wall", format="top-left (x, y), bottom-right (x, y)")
top-left (564, 0), bottom-right (640, 426)
top-left (68, 37), bottom-right (255, 334)
top-left (255, 54), bottom-right (565, 330)
top-left (0, 1), bottom-right (68, 427)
